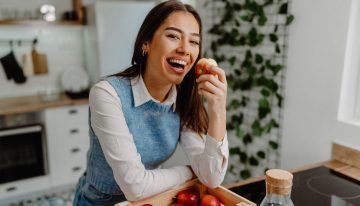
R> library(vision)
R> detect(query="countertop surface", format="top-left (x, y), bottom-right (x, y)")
top-left (225, 142), bottom-right (360, 206)
top-left (0, 93), bottom-right (88, 115)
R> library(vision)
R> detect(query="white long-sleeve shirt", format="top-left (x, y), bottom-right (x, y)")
top-left (89, 76), bottom-right (229, 201)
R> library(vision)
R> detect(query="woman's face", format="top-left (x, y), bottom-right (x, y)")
top-left (143, 11), bottom-right (200, 85)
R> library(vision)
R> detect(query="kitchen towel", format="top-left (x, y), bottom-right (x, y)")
top-left (22, 53), bottom-right (34, 77)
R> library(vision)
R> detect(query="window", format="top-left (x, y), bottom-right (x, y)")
top-left (338, 0), bottom-right (360, 126)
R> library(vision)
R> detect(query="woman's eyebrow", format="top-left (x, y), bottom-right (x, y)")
top-left (165, 27), bottom-right (200, 37)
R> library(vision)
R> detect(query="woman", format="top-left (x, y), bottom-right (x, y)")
top-left (73, 0), bottom-right (229, 205)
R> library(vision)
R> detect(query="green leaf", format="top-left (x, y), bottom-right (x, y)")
top-left (259, 98), bottom-right (270, 108)
top-left (273, 24), bottom-right (279, 33)
top-left (251, 120), bottom-right (263, 137)
top-left (228, 56), bottom-right (237, 66)
top-left (239, 151), bottom-right (248, 163)
top-left (245, 50), bottom-right (253, 59)
top-left (279, 3), bottom-right (288, 14)
top-left (226, 122), bottom-right (234, 130)
top-left (246, 65), bottom-right (257, 76)
top-left (239, 77), bottom-right (253, 91)
top-left (229, 165), bottom-right (236, 175)
top-left (240, 169), bottom-right (251, 179)
top-left (269, 33), bottom-right (278, 42)
top-left (241, 14), bottom-right (252, 22)
top-left (255, 54), bottom-right (263, 64)
top-left (258, 106), bottom-right (271, 119)
top-left (258, 98), bottom-right (271, 119)
top-left (230, 147), bottom-right (241, 155)
top-left (260, 88), bottom-right (270, 97)
top-left (240, 95), bottom-right (249, 106)
top-left (263, 119), bottom-right (279, 133)
top-left (226, 74), bottom-right (234, 88)
top-left (231, 113), bottom-right (243, 124)
top-left (243, 134), bottom-right (253, 145)
top-left (271, 119), bottom-right (280, 128)
top-left (233, 3), bottom-right (242, 11)
top-left (276, 93), bottom-right (283, 107)
top-left (257, 151), bottom-right (266, 159)
top-left (269, 140), bottom-right (279, 149)
top-left (235, 19), bottom-right (241, 27)
top-left (236, 126), bottom-right (245, 139)
top-left (208, 24), bottom-right (225, 35)
top-left (249, 156), bottom-right (259, 166)
top-left (258, 14), bottom-right (267, 26)
top-left (221, 3), bottom-right (234, 24)
top-left (275, 43), bottom-right (281, 53)
top-left (210, 42), bottom-right (218, 53)
top-left (229, 99), bottom-right (241, 110)
top-left (214, 54), bottom-right (226, 63)
top-left (286, 15), bottom-right (295, 25)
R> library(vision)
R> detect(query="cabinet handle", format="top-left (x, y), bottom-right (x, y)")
top-left (69, 109), bottom-right (78, 114)
top-left (6, 186), bottom-right (17, 192)
top-left (70, 129), bottom-right (79, 134)
top-left (71, 147), bottom-right (80, 153)
top-left (72, 166), bottom-right (81, 172)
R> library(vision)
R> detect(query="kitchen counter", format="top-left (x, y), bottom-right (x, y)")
top-left (225, 142), bottom-right (360, 206)
top-left (224, 160), bottom-right (360, 190)
top-left (0, 93), bottom-right (88, 115)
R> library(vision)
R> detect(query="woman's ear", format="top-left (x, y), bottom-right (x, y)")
top-left (142, 42), bottom-right (149, 53)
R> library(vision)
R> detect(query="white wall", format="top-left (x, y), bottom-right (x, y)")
top-left (281, 0), bottom-right (360, 169)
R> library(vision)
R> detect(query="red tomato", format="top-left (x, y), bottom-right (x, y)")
top-left (176, 189), bottom-right (199, 206)
top-left (199, 194), bottom-right (221, 206)
top-left (195, 58), bottom-right (217, 77)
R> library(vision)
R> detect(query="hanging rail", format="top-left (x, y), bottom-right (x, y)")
top-left (0, 38), bottom-right (38, 46)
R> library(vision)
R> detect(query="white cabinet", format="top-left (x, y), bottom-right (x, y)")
top-left (0, 176), bottom-right (51, 202)
top-left (44, 105), bottom-right (89, 187)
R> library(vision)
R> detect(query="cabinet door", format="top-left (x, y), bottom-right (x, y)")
top-left (44, 105), bottom-right (89, 187)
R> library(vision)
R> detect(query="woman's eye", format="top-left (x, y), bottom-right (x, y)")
top-left (190, 40), bottom-right (200, 45)
top-left (167, 34), bottom-right (180, 40)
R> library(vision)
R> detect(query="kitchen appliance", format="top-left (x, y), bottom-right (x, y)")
top-left (230, 166), bottom-right (360, 206)
top-left (84, 1), bottom-right (155, 83)
top-left (0, 124), bottom-right (48, 184)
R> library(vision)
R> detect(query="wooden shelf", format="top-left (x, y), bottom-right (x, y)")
top-left (0, 19), bottom-right (84, 26)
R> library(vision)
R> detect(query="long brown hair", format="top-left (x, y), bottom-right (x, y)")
top-left (115, 0), bottom-right (208, 135)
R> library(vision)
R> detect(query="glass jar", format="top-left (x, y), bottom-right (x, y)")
top-left (260, 169), bottom-right (294, 206)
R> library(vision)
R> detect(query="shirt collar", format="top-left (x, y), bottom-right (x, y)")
top-left (131, 75), bottom-right (177, 111)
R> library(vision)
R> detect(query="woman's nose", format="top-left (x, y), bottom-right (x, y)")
top-left (176, 40), bottom-right (190, 56)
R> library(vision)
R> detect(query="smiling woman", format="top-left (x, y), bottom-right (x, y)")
top-left (72, 1), bottom-right (229, 206)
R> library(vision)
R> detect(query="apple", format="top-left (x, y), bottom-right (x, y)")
top-left (195, 58), bottom-right (218, 77)
top-left (176, 189), bottom-right (199, 206)
top-left (199, 194), bottom-right (221, 206)
top-left (169, 203), bottom-right (185, 206)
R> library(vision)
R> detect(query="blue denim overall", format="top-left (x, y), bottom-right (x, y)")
top-left (73, 76), bottom-right (180, 205)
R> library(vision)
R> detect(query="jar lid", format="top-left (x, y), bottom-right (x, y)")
top-left (265, 169), bottom-right (293, 195)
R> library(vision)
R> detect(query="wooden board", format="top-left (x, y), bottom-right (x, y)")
top-left (115, 179), bottom-right (255, 206)
top-left (332, 142), bottom-right (360, 169)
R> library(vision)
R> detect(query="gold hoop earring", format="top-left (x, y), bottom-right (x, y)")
top-left (142, 50), bottom-right (147, 57)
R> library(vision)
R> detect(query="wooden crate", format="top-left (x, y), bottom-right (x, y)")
top-left (115, 179), bottom-right (255, 206)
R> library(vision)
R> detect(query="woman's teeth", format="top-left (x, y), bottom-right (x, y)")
top-left (169, 59), bottom-right (186, 67)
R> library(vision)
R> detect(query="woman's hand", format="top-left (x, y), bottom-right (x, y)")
top-left (196, 64), bottom-right (227, 141)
